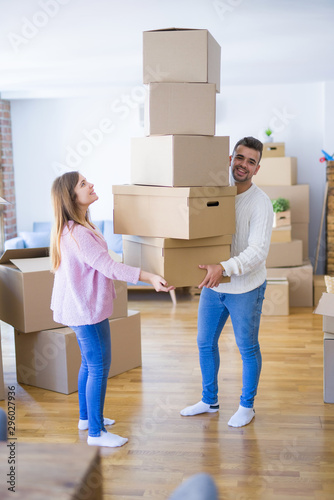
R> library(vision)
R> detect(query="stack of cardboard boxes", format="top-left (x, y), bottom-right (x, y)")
top-left (0, 248), bottom-right (141, 394)
top-left (253, 142), bottom-right (313, 314)
top-left (113, 28), bottom-right (236, 288)
top-left (314, 293), bottom-right (334, 403)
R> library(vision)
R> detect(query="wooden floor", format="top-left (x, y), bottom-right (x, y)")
top-left (1, 289), bottom-right (334, 499)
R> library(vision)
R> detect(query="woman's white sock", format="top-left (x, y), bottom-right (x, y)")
top-left (180, 400), bottom-right (219, 416)
top-left (228, 405), bottom-right (255, 427)
top-left (87, 431), bottom-right (128, 448)
top-left (78, 417), bottom-right (115, 430)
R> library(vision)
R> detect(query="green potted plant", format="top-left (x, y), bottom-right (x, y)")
top-left (271, 197), bottom-right (291, 227)
top-left (265, 127), bottom-right (273, 143)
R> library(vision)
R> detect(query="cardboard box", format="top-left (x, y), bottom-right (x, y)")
top-left (123, 235), bottom-right (232, 288)
top-left (266, 240), bottom-right (303, 268)
top-left (131, 135), bottom-right (229, 187)
top-left (254, 157), bottom-right (297, 186)
top-left (267, 260), bottom-right (313, 306)
top-left (110, 280), bottom-right (128, 320)
top-left (313, 275), bottom-right (326, 307)
top-left (113, 185), bottom-right (237, 240)
top-left (262, 278), bottom-right (289, 315)
top-left (271, 226), bottom-right (292, 243)
top-left (0, 248), bottom-right (62, 333)
top-left (262, 142), bottom-right (285, 158)
top-left (15, 311), bottom-right (141, 394)
top-left (324, 332), bottom-right (334, 403)
top-left (323, 315), bottom-right (334, 334)
top-left (259, 185), bottom-right (309, 223)
top-left (291, 222), bottom-right (309, 260)
top-left (143, 28), bottom-right (221, 92)
top-left (273, 210), bottom-right (291, 228)
top-left (144, 83), bottom-right (216, 136)
top-left (0, 328), bottom-right (4, 401)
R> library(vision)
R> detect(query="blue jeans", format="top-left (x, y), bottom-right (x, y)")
top-left (197, 282), bottom-right (266, 408)
top-left (70, 318), bottom-right (111, 437)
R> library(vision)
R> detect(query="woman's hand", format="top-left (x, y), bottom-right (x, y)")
top-left (139, 270), bottom-right (175, 292)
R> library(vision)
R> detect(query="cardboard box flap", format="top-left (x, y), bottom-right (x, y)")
top-left (314, 293), bottom-right (334, 317)
top-left (123, 234), bottom-right (232, 248)
top-left (10, 256), bottom-right (51, 273)
top-left (145, 27), bottom-right (198, 33)
top-left (0, 247), bottom-right (49, 265)
top-left (112, 184), bottom-right (237, 198)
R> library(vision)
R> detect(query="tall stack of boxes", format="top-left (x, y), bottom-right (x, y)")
top-left (253, 143), bottom-right (313, 313)
top-left (113, 28), bottom-right (236, 287)
top-left (0, 248), bottom-right (141, 394)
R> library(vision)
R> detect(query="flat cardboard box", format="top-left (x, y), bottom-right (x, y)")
top-left (0, 328), bottom-right (4, 401)
top-left (267, 260), bottom-right (313, 306)
top-left (15, 311), bottom-right (141, 394)
top-left (266, 240), bottom-right (303, 268)
top-left (254, 157), bottom-right (297, 186)
top-left (313, 275), bottom-right (326, 307)
top-left (0, 248), bottom-right (62, 333)
top-left (324, 332), bottom-right (334, 403)
top-left (143, 28), bottom-right (221, 92)
top-left (259, 185), bottom-right (309, 223)
top-left (292, 222), bottom-right (309, 260)
top-left (271, 226), bottom-right (292, 243)
top-left (131, 135), bottom-right (230, 187)
top-left (113, 185), bottom-right (236, 239)
top-left (262, 278), bottom-right (289, 316)
top-left (123, 235), bottom-right (232, 288)
top-left (262, 142), bottom-right (285, 158)
top-left (110, 280), bottom-right (128, 320)
top-left (144, 83), bottom-right (216, 136)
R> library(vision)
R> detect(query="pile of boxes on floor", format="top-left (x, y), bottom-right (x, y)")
top-left (113, 28), bottom-right (236, 287)
top-left (253, 142), bottom-right (313, 315)
top-left (0, 248), bottom-right (141, 395)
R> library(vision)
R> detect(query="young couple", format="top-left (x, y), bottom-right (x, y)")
top-left (50, 136), bottom-right (273, 448)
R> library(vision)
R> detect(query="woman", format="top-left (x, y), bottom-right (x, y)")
top-left (50, 171), bottom-right (173, 448)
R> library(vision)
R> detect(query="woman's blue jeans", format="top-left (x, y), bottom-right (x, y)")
top-left (197, 282), bottom-right (266, 409)
top-left (70, 318), bottom-right (111, 437)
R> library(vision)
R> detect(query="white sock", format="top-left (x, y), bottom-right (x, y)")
top-left (87, 431), bottom-right (128, 448)
top-left (180, 400), bottom-right (219, 416)
top-left (78, 417), bottom-right (115, 431)
top-left (228, 405), bottom-right (255, 427)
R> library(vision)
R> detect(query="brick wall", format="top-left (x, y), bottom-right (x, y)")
top-left (0, 99), bottom-right (17, 242)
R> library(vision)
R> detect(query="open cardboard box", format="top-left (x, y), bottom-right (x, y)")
top-left (143, 28), bottom-right (221, 92)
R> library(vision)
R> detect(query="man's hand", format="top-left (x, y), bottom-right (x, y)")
top-left (198, 264), bottom-right (224, 289)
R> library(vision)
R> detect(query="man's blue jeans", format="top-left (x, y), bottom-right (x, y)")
top-left (70, 318), bottom-right (111, 437)
top-left (197, 282), bottom-right (266, 408)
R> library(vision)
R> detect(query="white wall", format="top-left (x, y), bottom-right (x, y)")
top-left (10, 81), bottom-right (327, 270)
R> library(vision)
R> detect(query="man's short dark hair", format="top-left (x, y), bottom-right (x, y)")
top-left (233, 137), bottom-right (263, 163)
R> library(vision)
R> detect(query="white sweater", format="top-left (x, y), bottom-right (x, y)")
top-left (213, 182), bottom-right (274, 294)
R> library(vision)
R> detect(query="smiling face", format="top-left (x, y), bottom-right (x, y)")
top-left (231, 145), bottom-right (261, 193)
top-left (73, 174), bottom-right (98, 214)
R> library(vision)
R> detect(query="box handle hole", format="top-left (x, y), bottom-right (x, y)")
top-left (207, 201), bottom-right (219, 207)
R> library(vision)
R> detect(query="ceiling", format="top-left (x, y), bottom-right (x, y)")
top-left (0, 0), bottom-right (334, 98)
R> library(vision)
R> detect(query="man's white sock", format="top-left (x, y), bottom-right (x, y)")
top-left (228, 405), bottom-right (255, 427)
top-left (180, 400), bottom-right (219, 416)
top-left (78, 417), bottom-right (115, 430)
top-left (87, 431), bottom-right (128, 448)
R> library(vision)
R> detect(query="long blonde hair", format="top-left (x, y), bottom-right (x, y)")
top-left (50, 171), bottom-right (100, 271)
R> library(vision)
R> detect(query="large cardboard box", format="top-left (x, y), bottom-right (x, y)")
top-left (110, 280), bottom-right (128, 320)
top-left (262, 278), bottom-right (289, 316)
top-left (262, 142), bottom-right (285, 158)
top-left (259, 185), bottom-right (309, 223)
top-left (0, 328), bottom-right (4, 401)
top-left (144, 83), bottom-right (216, 136)
top-left (271, 226), bottom-right (291, 243)
top-left (324, 333), bottom-right (334, 403)
top-left (131, 136), bottom-right (229, 187)
top-left (313, 275), bottom-right (326, 307)
top-left (0, 248), bottom-right (62, 333)
top-left (266, 240), bottom-right (303, 268)
top-left (14, 311), bottom-right (141, 394)
top-left (143, 28), bottom-right (221, 92)
top-left (292, 222), bottom-right (309, 260)
top-left (267, 260), bottom-right (313, 307)
top-left (254, 157), bottom-right (297, 186)
top-left (113, 185), bottom-right (236, 240)
top-left (123, 235), bottom-right (232, 288)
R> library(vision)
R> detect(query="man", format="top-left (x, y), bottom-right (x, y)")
top-left (180, 137), bottom-right (273, 427)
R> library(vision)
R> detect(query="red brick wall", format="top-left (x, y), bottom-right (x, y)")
top-left (0, 100), bottom-right (17, 241)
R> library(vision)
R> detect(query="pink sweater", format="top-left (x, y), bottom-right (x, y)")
top-left (51, 222), bottom-right (140, 326)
